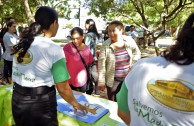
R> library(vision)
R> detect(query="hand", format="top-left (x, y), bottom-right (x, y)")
top-left (73, 103), bottom-right (88, 115)
top-left (98, 85), bottom-right (106, 91)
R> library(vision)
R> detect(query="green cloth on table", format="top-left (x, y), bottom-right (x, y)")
top-left (0, 85), bottom-right (122, 126)
top-left (0, 85), bottom-right (15, 126)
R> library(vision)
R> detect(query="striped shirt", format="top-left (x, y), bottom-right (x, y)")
top-left (114, 47), bottom-right (130, 77)
top-left (98, 35), bottom-right (141, 87)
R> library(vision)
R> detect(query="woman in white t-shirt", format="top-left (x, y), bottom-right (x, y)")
top-left (11, 6), bottom-right (87, 126)
top-left (116, 13), bottom-right (194, 126)
top-left (3, 21), bottom-right (18, 84)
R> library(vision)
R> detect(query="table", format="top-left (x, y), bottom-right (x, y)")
top-left (0, 85), bottom-right (126, 126)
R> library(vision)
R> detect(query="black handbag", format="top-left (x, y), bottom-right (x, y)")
top-left (71, 43), bottom-right (94, 94)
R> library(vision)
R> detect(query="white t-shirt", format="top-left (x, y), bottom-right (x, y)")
top-left (12, 36), bottom-right (70, 87)
top-left (126, 31), bottom-right (138, 41)
top-left (3, 32), bottom-right (18, 61)
top-left (117, 56), bottom-right (194, 126)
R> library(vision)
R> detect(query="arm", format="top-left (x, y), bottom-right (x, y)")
top-left (116, 81), bottom-right (130, 125)
top-left (88, 47), bottom-right (95, 64)
top-left (130, 37), bottom-right (141, 61)
top-left (118, 108), bottom-right (130, 125)
top-left (123, 35), bottom-right (141, 61)
top-left (134, 31), bottom-right (138, 38)
top-left (51, 51), bottom-right (87, 114)
top-left (56, 81), bottom-right (87, 114)
top-left (97, 46), bottom-right (107, 88)
top-left (10, 46), bottom-right (15, 52)
top-left (84, 34), bottom-right (92, 48)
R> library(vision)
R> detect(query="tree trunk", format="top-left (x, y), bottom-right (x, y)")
top-left (142, 31), bottom-right (149, 49)
top-left (23, 0), bottom-right (34, 24)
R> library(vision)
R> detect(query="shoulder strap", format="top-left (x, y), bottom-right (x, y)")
top-left (71, 42), bottom-right (89, 74)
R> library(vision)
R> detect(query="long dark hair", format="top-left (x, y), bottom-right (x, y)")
top-left (12, 6), bottom-right (58, 63)
top-left (85, 19), bottom-right (99, 39)
top-left (162, 13), bottom-right (194, 65)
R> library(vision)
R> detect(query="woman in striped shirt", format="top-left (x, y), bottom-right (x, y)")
top-left (98, 20), bottom-right (141, 101)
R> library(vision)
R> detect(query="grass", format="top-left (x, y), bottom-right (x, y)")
top-left (52, 39), bottom-right (70, 43)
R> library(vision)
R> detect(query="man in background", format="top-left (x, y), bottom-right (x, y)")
top-left (126, 25), bottom-right (138, 42)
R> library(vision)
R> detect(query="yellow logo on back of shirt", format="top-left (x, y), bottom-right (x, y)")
top-left (147, 78), bottom-right (194, 112)
top-left (14, 50), bottom-right (33, 64)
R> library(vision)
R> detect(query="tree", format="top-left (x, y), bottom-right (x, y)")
top-left (0, 0), bottom-right (80, 27)
top-left (84, 0), bottom-right (194, 54)
top-left (0, 0), bottom-right (41, 26)
top-left (44, 0), bottom-right (82, 19)
top-left (23, 0), bottom-right (34, 24)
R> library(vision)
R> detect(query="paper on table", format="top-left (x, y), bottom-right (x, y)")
top-left (57, 92), bottom-right (109, 124)
top-left (6, 87), bottom-right (13, 92)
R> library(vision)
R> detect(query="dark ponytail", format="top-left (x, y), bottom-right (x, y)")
top-left (12, 6), bottom-right (58, 63)
top-left (12, 22), bottom-right (42, 63)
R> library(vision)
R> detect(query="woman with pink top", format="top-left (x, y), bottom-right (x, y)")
top-left (63, 27), bottom-right (94, 94)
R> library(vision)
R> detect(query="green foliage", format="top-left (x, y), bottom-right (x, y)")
top-left (85, 0), bottom-right (116, 18)
top-left (65, 23), bottom-right (73, 28)
top-left (0, 0), bottom-right (81, 26)
top-left (44, 0), bottom-right (82, 19)
top-left (84, 0), bottom-right (194, 28)
top-left (45, 0), bottom-right (71, 19)
top-left (85, 0), bottom-right (194, 50)
top-left (0, 0), bottom-right (39, 25)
